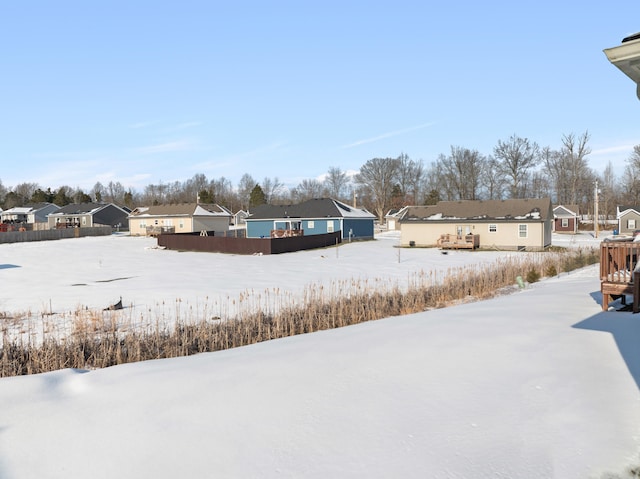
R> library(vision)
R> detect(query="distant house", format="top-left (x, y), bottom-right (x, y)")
top-left (399, 198), bottom-right (553, 251)
top-left (47, 203), bottom-right (129, 230)
top-left (245, 198), bottom-right (376, 240)
top-left (553, 204), bottom-right (580, 234)
top-left (233, 209), bottom-right (249, 226)
top-left (385, 206), bottom-right (409, 231)
top-left (128, 203), bottom-right (233, 236)
top-left (616, 205), bottom-right (640, 235)
top-left (1, 203), bottom-right (60, 228)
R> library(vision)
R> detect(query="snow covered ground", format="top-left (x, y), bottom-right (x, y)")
top-left (1, 230), bottom-right (639, 478)
top-left (0, 230), bottom-right (536, 337)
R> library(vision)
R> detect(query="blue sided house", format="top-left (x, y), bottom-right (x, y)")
top-left (246, 198), bottom-right (376, 240)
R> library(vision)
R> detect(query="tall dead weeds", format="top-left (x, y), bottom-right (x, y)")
top-left (0, 247), bottom-right (599, 377)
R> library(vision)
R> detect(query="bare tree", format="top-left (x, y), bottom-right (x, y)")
top-left (599, 160), bottom-right (620, 223)
top-left (291, 179), bottom-right (324, 202)
top-left (480, 156), bottom-right (506, 200)
top-left (237, 174), bottom-right (256, 210)
top-left (105, 181), bottom-right (126, 205)
top-left (354, 157), bottom-right (398, 222)
top-left (324, 167), bottom-right (350, 201)
top-left (184, 173), bottom-right (209, 202)
top-left (12, 182), bottom-right (40, 205)
top-left (0, 179), bottom-right (8, 205)
top-left (528, 170), bottom-right (551, 200)
top-left (210, 177), bottom-right (235, 209)
top-left (92, 182), bottom-right (106, 202)
top-left (261, 177), bottom-right (285, 204)
top-left (622, 145), bottom-right (640, 205)
top-left (437, 146), bottom-right (485, 200)
top-left (493, 134), bottom-right (540, 198)
top-left (395, 153), bottom-right (424, 204)
top-left (559, 131), bottom-right (592, 205)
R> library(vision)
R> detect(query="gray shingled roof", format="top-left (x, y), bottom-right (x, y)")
top-left (248, 198), bottom-right (375, 220)
top-left (553, 204), bottom-right (580, 216)
top-left (401, 198), bottom-right (552, 222)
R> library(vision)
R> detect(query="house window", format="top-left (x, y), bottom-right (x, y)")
top-left (561, 218), bottom-right (569, 228)
top-left (179, 220), bottom-right (184, 228)
top-left (518, 224), bottom-right (528, 238)
top-left (628, 219), bottom-right (636, 230)
top-left (140, 221), bottom-right (146, 229)
top-left (327, 221), bottom-right (334, 233)
top-left (456, 226), bottom-right (463, 236)
top-left (489, 224), bottom-right (497, 233)
top-left (308, 221), bottom-right (314, 229)
top-left (82, 217), bottom-right (86, 226)
top-left (274, 220), bottom-right (301, 231)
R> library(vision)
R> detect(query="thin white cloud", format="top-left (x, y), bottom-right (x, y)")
top-left (135, 140), bottom-right (193, 155)
top-left (591, 143), bottom-right (636, 156)
top-left (341, 122), bottom-right (436, 149)
top-left (193, 141), bottom-right (289, 170)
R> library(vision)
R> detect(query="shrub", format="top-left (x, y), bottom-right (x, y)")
top-left (526, 268), bottom-right (541, 284)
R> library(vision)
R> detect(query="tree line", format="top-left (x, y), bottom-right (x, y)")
top-left (1, 131), bottom-right (639, 223)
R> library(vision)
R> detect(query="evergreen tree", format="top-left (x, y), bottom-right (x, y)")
top-left (249, 184), bottom-right (267, 207)
top-left (31, 188), bottom-right (54, 203)
top-left (198, 189), bottom-right (215, 204)
top-left (124, 190), bottom-right (134, 208)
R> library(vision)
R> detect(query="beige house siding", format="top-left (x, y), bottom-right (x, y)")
top-left (129, 215), bottom-right (230, 236)
top-left (401, 221), bottom-right (549, 250)
top-left (129, 216), bottom-right (195, 236)
top-left (619, 210), bottom-right (640, 235)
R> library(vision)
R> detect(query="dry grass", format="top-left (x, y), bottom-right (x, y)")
top-left (0, 247), bottom-right (599, 377)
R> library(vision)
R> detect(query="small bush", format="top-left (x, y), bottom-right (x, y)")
top-left (545, 265), bottom-right (558, 277)
top-left (526, 269), bottom-right (541, 284)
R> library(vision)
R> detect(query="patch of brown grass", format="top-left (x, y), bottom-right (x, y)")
top-left (0, 247), bottom-right (599, 377)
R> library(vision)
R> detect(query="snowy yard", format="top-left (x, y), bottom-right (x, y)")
top-left (0, 231), bottom-right (535, 337)
top-left (1, 230), bottom-right (639, 478)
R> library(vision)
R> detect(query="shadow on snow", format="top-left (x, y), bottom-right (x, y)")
top-left (573, 291), bottom-right (640, 391)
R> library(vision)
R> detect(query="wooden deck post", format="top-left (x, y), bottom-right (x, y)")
top-left (600, 241), bottom-right (640, 312)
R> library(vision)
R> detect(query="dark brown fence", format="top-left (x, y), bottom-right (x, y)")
top-left (0, 226), bottom-right (113, 244)
top-left (157, 231), bottom-right (342, 255)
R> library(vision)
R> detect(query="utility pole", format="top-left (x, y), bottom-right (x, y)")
top-left (594, 180), bottom-right (599, 238)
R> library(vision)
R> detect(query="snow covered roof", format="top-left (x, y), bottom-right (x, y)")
top-left (129, 203), bottom-right (232, 218)
top-left (401, 198), bottom-right (552, 222)
top-left (2, 203), bottom-right (58, 215)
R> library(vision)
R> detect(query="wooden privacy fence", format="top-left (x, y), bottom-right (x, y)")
top-left (600, 240), bottom-right (640, 312)
top-left (0, 226), bottom-right (112, 244)
top-left (157, 231), bottom-right (342, 255)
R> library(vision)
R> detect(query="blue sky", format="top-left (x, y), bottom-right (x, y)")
top-left (1, 1), bottom-right (639, 193)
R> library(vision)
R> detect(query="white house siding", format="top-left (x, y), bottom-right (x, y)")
top-left (401, 221), bottom-right (549, 250)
